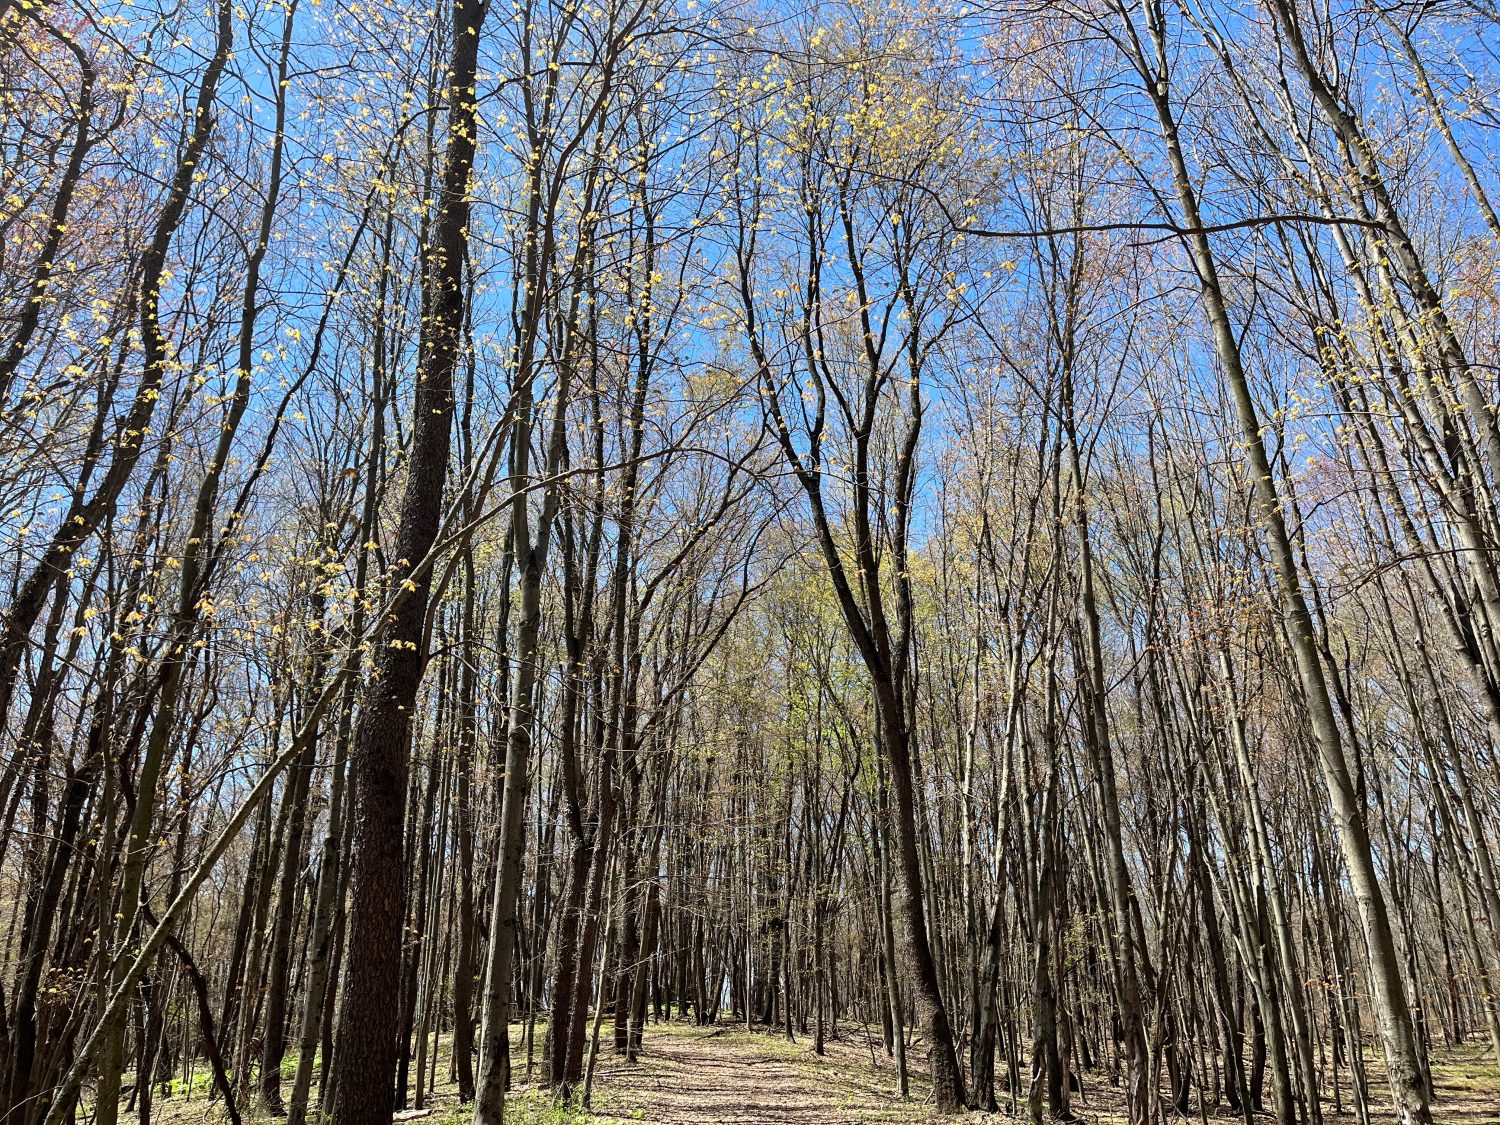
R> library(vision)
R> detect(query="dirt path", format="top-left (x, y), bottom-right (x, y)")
top-left (576, 1027), bottom-right (1500, 1125)
top-left (585, 1025), bottom-right (937, 1125)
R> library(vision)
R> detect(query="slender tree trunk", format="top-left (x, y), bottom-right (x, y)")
top-left (1124, 8), bottom-right (1432, 1119)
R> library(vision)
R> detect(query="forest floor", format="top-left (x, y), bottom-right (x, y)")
top-left (144, 1021), bottom-right (1500, 1125)
top-left (555, 1025), bottom-right (1500, 1125)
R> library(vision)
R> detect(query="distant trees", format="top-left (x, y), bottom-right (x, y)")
top-left (1, 2), bottom-right (1499, 1124)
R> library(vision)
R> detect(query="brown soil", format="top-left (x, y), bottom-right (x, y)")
top-left (586, 1024), bottom-right (941, 1124)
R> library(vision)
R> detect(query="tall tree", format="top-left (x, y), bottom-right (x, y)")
top-left (329, 0), bottom-right (489, 1119)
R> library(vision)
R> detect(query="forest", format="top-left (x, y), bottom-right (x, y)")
top-left (1, 0), bottom-right (1499, 1123)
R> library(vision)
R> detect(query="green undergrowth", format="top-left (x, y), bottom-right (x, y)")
top-left (423, 1090), bottom-right (601, 1125)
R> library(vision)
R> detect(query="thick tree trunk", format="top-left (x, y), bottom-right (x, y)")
top-left (326, 0), bottom-right (484, 1117)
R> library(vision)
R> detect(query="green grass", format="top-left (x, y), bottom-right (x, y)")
top-left (423, 1090), bottom-right (599, 1125)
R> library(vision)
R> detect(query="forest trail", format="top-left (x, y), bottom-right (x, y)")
top-left (573, 1026), bottom-right (1500, 1125)
top-left (582, 1024), bottom-right (936, 1124)
top-left (144, 1021), bottom-right (1500, 1125)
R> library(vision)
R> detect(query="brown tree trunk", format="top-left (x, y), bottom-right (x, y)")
top-left (326, 0), bottom-right (485, 1116)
